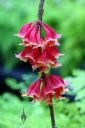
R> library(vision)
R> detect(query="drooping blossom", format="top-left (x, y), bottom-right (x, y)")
top-left (16, 45), bottom-right (63, 72)
top-left (16, 20), bottom-right (61, 48)
top-left (22, 79), bottom-right (42, 100)
top-left (16, 19), bottom-right (68, 104)
top-left (22, 74), bottom-right (68, 104)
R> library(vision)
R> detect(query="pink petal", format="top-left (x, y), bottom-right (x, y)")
top-left (25, 48), bottom-right (39, 61)
top-left (16, 22), bottom-right (32, 38)
top-left (29, 27), bottom-right (37, 43)
top-left (44, 76), bottom-right (55, 95)
top-left (36, 26), bottom-right (42, 46)
top-left (26, 79), bottom-right (41, 98)
top-left (24, 25), bottom-right (35, 42)
top-left (42, 23), bottom-right (57, 39)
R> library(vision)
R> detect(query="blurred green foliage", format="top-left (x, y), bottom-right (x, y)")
top-left (0, 70), bottom-right (85, 128)
top-left (6, 73), bottom-right (38, 92)
top-left (65, 69), bottom-right (85, 101)
top-left (0, 0), bottom-right (85, 76)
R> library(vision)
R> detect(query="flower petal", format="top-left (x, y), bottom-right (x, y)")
top-left (16, 22), bottom-right (32, 38)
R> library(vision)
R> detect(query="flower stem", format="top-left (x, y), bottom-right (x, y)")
top-left (38, 1), bottom-right (57, 128)
top-left (38, 0), bottom-right (45, 21)
top-left (49, 104), bottom-right (57, 128)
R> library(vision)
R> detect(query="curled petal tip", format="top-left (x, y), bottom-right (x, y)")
top-left (57, 53), bottom-right (65, 58)
top-left (59, 96), bottom-right (65, 100)
top-left (15, 54), bottom-right (19, 58)
top-left (57, 63), bottom-right (62, 67)
top-left (65, 88), bottom-right (69, 92)
top-left (18, 43), bottom-right (23, 46)
top-left (56, 34), bottom-right (62, 38)
top-left (14, 33), bottom-right (23, 38)
top-left (15, 54), bottom-right (27, 62)
top-left (13, 34), bottom-right (17, 36)
top-left (61, 53), bottom-right (65, 56)
top-left (56, 42), bottom-right (60, 46)
top-left (64, 81), bottom-right (69, 86)
top-left (21, 93), bottom-right (27, 97)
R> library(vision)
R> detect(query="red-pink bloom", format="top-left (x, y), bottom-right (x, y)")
top-left (22, 79), bottom-right (42, 101)
top-left (16, 20), bottom-right (61, 48)
top-left (16, 22), bottom-right (32, 38)
top-left (16, 45), bottom-right (62, 72)
top-left (22, 74), bottom-right (68, 104)
top-left (40, 74), bottom-right (68, 104)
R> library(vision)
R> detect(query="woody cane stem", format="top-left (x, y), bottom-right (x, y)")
top-left (38, 0), bottom-right (57, 128)
top-left (38, 0), bottom-right (44, 21)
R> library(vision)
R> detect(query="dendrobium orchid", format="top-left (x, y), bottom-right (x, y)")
top-left (16, 44), bottom-right (63, 72)
top-left (16, 20), bottom-right (68, 104)
top-left (16, 21), bottom-right (61, 48)
top-left (16, 1), bottom-right (69, 128)
top-left (22, 74), bottom-right (68, 104)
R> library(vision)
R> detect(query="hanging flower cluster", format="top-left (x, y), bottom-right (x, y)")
top-left (22, 74), bottom-right (68, 104)
top-left (16, 20), bottom-right (68, 104)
